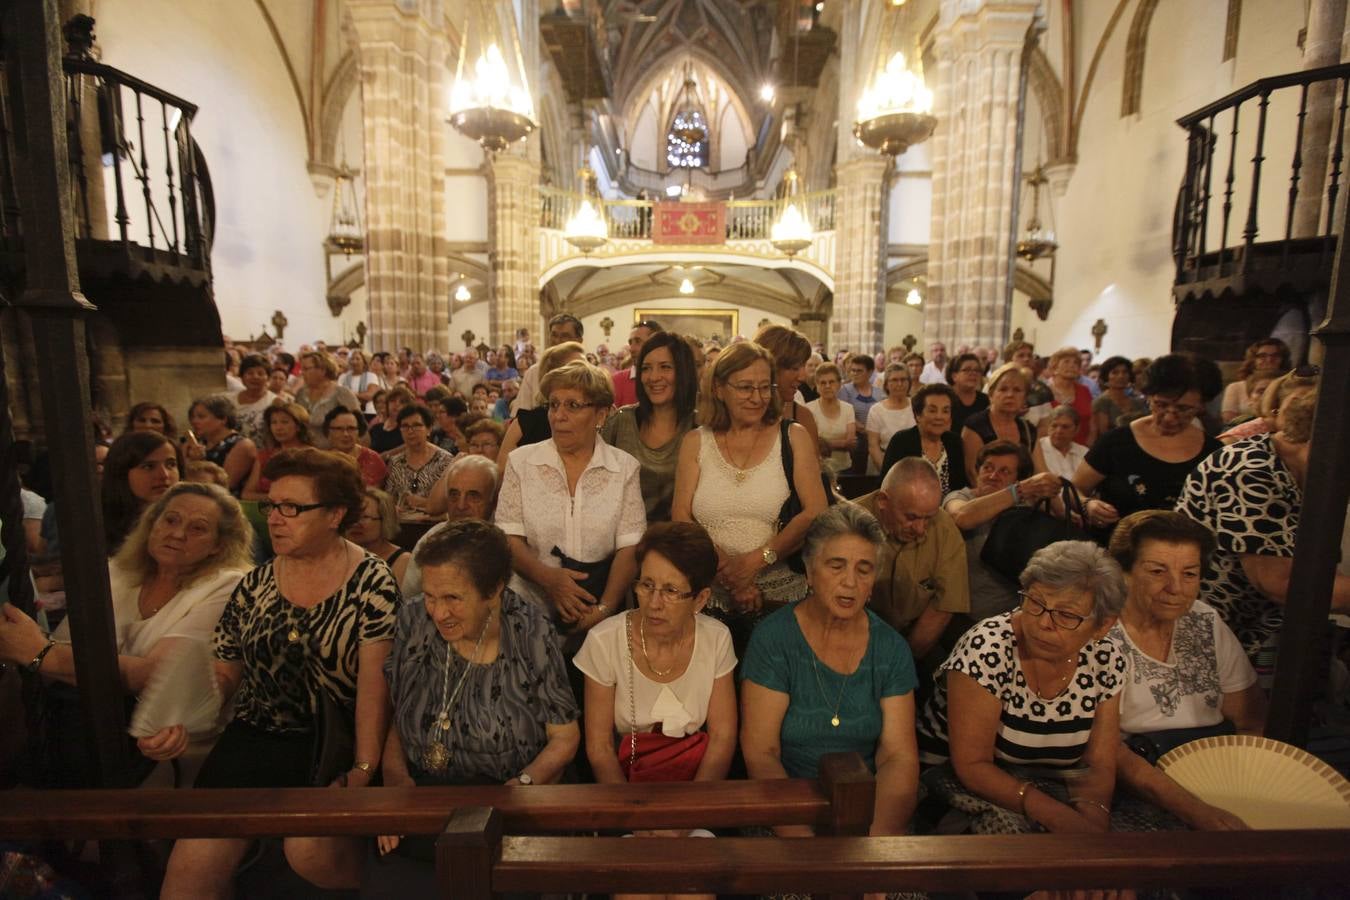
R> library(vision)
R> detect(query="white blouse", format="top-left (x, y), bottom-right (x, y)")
top-left (1036, 436), bottom-right (1088, 480)
top-left (495, 438), bottom-right (647, 604)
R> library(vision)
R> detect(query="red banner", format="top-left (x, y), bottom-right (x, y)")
top-left (652, 201), bottom-right (725, 244)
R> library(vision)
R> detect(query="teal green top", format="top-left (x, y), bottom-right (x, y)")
top-left (740, 604), bottom-right (916, 779)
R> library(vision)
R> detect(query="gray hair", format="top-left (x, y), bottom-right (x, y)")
top-left (191, 394), bottom-right (238, 431)
top-left (880, 456), bottom-right (940, 495)
top-left (1049, 404), bottom-right (1081, 426)
top-left (443, 452), bottom-right (500, 493)
top-left (801, 504), bottom-right (886, 569)
top-left (1019, 540), bottom-right (1126, 624)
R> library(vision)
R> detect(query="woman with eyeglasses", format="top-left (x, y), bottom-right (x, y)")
top-left (1220, 338), bottom-right (1290, 423)
top-left (944, 351), bottom-right (990, 437)
top-left (672, 341), bottom-right (827, 640)
top-left (323, 407), bottom-right (387, 488)
top-left (495, 360), bottom-right (646, 641)
top-left (384, 404), bottom-right (454, 506)
top-left (495, 341), bottom-right (586, 467)
top-left (917, 541), bottom-right (1129, 843)
top-left (140, 448), bottom-right (399, 896)
top-left (1071, 354), bottom-right (1222, 536)
top-left (865, 363), bottom-right (917, 475)
top-left (346, 488), bottom-right (410, 586)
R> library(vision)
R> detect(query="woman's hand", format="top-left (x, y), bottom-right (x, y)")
top-left (136, 724), bottom-right (189, 761)
top-left (541, 567), bottom-right (597, 622)
top-left (719, 549), bottom-right (764, 594)
top-left (1184, 801), bottom-right (1248, 831)
top-left (333, 766), bottom-right (373, 788)
top-left (0, 604), bottom-right (48, 666)
top-left (1017, 472), bottom-right (1062, 504)
top-left (731, 582), bottom-right (763, 613)
top-left (1085, 498), bottom-right (1120, 528)
top-left (376, 834), bottom-right (402, 855)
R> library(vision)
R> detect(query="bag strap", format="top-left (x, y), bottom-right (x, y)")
top-left (779, 417), bottom-right (794, 485)
top-left (1058, 477), bottom-right (1089, 531)
top-left (624, 611), bottom-right (638, 773)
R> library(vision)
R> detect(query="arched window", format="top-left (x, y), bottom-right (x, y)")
top-left (666, 110), bottom-right (707, 168)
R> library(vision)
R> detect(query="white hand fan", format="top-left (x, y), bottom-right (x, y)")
top-left (128, 639), bottom-right (222, 739)
top-left (1157, 734), bottom-right (1350, 829)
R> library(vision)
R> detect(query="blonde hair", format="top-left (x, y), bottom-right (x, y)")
top-left (1048, 346), bottom-right (1081, 369)
top-left (881, 362), bottom-right (911, 397)
top-left (185, 460), bottom-right (230, 488)
top-left (113, 482), bottom-right (252, 586)
top-left (533, 341), bottom-right (585, 403)
top-left (698, 341), bottom-right (781, 431)
top-left (361, 488), bottom-right (401, 542)
top-left (1259, 369), bottom-right (1319, 420)
top-left (986, 362), bottom-right (1031, 395)
top-left (540, 359), bottom-right (615, 408)
top-left (1279, 387), bottom-right (1318, 443)
top-left (301, 351), bottom-right (339, 381)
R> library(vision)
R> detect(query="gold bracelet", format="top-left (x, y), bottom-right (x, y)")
top-left (353, 761), bottom-right (374, 774)
top-left (1017, 780), bottom-right (1034, 815)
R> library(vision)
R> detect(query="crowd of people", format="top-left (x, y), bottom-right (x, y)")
top-left (3, 317), bottom-right (1345, 898)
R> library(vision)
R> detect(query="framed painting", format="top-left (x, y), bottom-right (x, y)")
top-left (634, 308), bottom-right (739, 345)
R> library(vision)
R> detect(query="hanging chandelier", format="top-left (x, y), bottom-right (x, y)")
top-left (1016, 165), bottom-right (1058, 261)
top-left (325, 165), bottom-right (363, 256)
top-left (771, 169), bottom-right (813, 257)
top-left (564, 165), bottom-right (608, 253)
top-left (448, 2), bottom-right (537, 153)
top-left (854, 51), bottom-right (936, 157)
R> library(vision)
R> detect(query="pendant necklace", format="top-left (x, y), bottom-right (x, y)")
top-left (1027, 653), bottom-right (1076, 700)
top-left (422, 613), bottom-right (492, 774)
top-left (809, 619), bottom-right (854, 727)
top-left (723, 429), bottom-right (759, 484)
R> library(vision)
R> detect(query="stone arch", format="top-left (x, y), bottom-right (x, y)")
top-left (250, 0), bottom-right (310, 148)
top-left (318, 51), bottom-right (361, 169)
top-left (1027, 46), bottom-right (1067, 164)
top-left (1121, 0), bottom-right (1163, 117)
top-left (1068, 0), bottom-right (1133, 157)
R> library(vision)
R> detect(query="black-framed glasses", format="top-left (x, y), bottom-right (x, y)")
top-left (633, 579), bottom-right (696, 603)
top-left (259, 500), bottom-right (328, 518)
top-left (1018, 591), bottom-right (1087, 630)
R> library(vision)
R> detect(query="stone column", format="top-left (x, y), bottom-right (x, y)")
top-left (927, 0), bottom-right (1038, 349)
top-left (486, 154), bottom-right (541, 347)
top-left (1292, 0), bottom-right (1348, 236)
top-left (346, 0), bottom-right (448, 351)
top-left (794, 311), bottom-right (829, 348)
top-left (830, 157), bottom-right (891, 354)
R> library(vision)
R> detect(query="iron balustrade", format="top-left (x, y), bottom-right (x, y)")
top-left (539, 186), bottom-right (837, 241)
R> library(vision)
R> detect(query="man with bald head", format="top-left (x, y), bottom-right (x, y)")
top-left (855, 457), bottom-right (970, 662)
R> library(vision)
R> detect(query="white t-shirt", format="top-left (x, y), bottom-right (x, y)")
top-left (866, 403), bottom-right (916, 449)
top-left (573, 612), bottom-right (736, 737)
top-left (339, 371), bottom-right (384, 415)
top-left (1108, 600), bottom-right (1257, 736)
top-left (804, 398), bottom-right (853, 474)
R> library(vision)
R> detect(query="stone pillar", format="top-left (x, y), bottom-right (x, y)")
top-left (1292, 0), bottom-right (1348, 236)
top-left (487, 154), bottom-right (541, 347)
top-left (346, 0), bottom-right (448, 351)
top-left (927, 0), bottom-right (1038, 349)
top-left (794, 311), bottom-right (829, 348)
top-left (830, 157), bottom-right (890, 354)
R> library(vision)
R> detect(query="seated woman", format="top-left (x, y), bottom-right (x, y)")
top-left (185, 395), bottom-right (257, 495)
top-left (365, 520), bottom-right (578, 895)
top-left (346, 488), bottom-right (411, 586)
top-left (740, 505), bottom-right (920, 838)
top-left (916, 541), bottom-right (1128, 836)
top-left (324, 406), bottom-right (387, 488)
top-left (384, 404), bottom-right (455, 505)
top-left (575, 521), bottom-right (737, 788)
top-left (1105, 510), bottom-right (1264, 830)
top-left (463, 417), bottom-right (504, 459)
top-left (0, 482), bottom-right (251, 787)
top-left (1218, 368), bottom-right (1317, 444)
top-left (1032, 405), bottom-right (1088, 480)
top-left (104, 430), bottom-right (185, 555)
top-left (496, 360), bottom-right (646, 642)
top-left (879, 383), bottom-right (967, 494)
top-left (369, 386), bottom-right (414, 455)
top-left (140, 448), bottom-right (398, 897)
top-left (241, 402), bottom-right (312, 501)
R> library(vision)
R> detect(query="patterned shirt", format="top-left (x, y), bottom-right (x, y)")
top-left (384, 445), bottom-right (455, 499)
top-left (214, 555), bottom-right (398, 734)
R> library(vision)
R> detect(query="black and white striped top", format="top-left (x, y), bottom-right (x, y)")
top-left (917, 613), bottom-right (1126, 767)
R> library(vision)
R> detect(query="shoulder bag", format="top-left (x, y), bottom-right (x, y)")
top-left (980, 477), bottom-right (1091, 585)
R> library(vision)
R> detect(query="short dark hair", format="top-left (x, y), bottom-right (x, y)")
top-left (239, 353), bottom-right (270, 376)
top-left (976, 439), bottom-right (1032, 478)
top-left (323, 404), bottom-right (367, 437)
top-left (846, 352), bottom-right (876, 373)
top-left (190, 395), bottom-right (238, 431)
top-left (911, 382), bottom-right (958, 418)
top-left (1143, 353), bottom-right (1222, 402)
top-left (414, 519), bottom-right (512, 598)
top-left (261, 447), bottom-right (364, 530)
top-left (635, 522), bottom-right (718, 594)
top-left (438, 396), bottom-right (468, 418)
top-left (397, 403), bottom-right (435, 428)
top-left (1108, 509), bottom-right (1216, 573)
top-left (548, 313), bottom-right (584, 340)
top-left (1096, 355), bottom-right (1134, 391)
top-left (635, 331), bottom-right (699, 426)
top-left (945, 352), bottom-right (982, 384)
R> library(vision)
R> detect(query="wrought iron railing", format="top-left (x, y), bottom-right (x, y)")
top-left (539, 187), bottom-right (837, 241)
top-left (1174, 62), bottom-right (1350, 281)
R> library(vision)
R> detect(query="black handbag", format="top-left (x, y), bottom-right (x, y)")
top-left (309, 683), bottom-right (355, 786)
top-left (776, 419), bottom-right (837, 574)
top-left (1125, 720), bottom-right (1236, 765)
top-left (980, 478), bottom-right (1090, 584)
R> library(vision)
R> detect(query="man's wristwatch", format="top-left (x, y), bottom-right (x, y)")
top-left (761, 547), bottom-right (778, 566)
top-left (517, 772), bottom-right (534, 785)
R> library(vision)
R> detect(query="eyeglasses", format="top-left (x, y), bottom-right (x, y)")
top-left (1019, 591), bottom-right (1087, 630)
top-left (400, 421), bottom-right (428, 431)
top-left (547, 399), bottom-right (598, 414)
top-left (633, 579), bottom-right (696, 603)
top-left (726, 382), bottom-right (776, 399)
top-left (327, 425), bottom-right (360, 433)
top-left (260, 500), bottom-right (328, 518)
top-left (1149, 397), bottom-right (1202, 418)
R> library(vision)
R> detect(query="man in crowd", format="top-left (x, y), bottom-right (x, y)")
top-left (450, 347), bottom-right (487, 397)
top-left (919, 341), bottom-right (948, 385)
top-left (406, 353), bottom-right (441, 397)
top-left (856, 458), bottom-right (970, 665)
top-left (513, 313), bottom-right (584, 413)
top-left (611, 319), bottom-right (663, 407)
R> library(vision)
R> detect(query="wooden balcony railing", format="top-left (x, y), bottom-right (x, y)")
top-left (539, 187), bottom-right (838, 241)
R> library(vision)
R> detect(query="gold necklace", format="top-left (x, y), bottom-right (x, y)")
top-left (1026, 654), bottom-right (1076, 700)
top-left (422, 613), bottom-right (493, 774)
top-left (722, 429), bottom-right (762, 484)
top-left (638, 615), bottom-right (686, 678)
top-left (808, 618), bottom-right (855, 728)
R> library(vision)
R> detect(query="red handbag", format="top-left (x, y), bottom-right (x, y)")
top-left (618, 730), bottom-right (709, 782)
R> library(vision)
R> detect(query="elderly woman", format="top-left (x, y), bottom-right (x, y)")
top-left (754, 324), bottom-right (821, 451)
top-left (323, 407), bottom-right (386, 488)
top-left (1218, 367), bottom-right (1318, 444)
top-left (385, 404), bottom-right (455, 505)
top-left (124, 401), bottom-right (178, 440)
top-left (601, 331), bottom-right (700, 521)
top-left (464, 418), bottom-right (504, 459)
top-left (367, 521), bottom-right (577, 891)
top-left (294, 352), bottom-right (360, 450)
top-left (961, 363), bottom-right (1036, 486)
top-left (804, 362), bottom-right (855, 476)
top-left (103, 430), bottom-right (185, 554)
top-left (402, 454), bottom-right (501, 600)
top-left (140, 448), bottom-right (399, 896)
top-left (495, 360), bottom-right (645, 641)
top-left (1104, 510), bottom-right (1264, 830)
top-left (241, 402), bottom-right (312, 501)
top-left (945, 351), bottom-right (990, 436)
top-left (916, 540), bottom-right (1127, 838)
top-left (880, 383), bottom-right (968, 495)
top-left (1220, 338), bottom-right (1290, 422)
top-left (866, 363), bottom-right (916, 474)
top-left (0, 482), bottom-right (251, 786)
top-left (338, 349), bottom-right (385, 418)
top-left (740, 505), bottom-right (919, 838)
top-left (346, 488), bottom-right (410, 586)
top-left (1091, 356), bottom-right (1147, 437)
top-left (185, 396), bottom-right (257, 495)
top-left (1073, 354), bottom-right (1222, 535)
top-left (496, 340), bottom-right (585, 465)
top-left (1041, 346), bottom-right (1095, 446)
top-left (235, 354), bottom-right (278, 445)
top-left (673, 341), bottom-right (827, 627)
top-left (1033, 405), bottom-right (1088, 480)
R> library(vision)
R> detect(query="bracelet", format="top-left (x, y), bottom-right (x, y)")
top-left (1072, 797), bottom-right (1111, 817)
top-left (352, 761), bottom-right (374, 774)
top-left (1008, 482), bottom-right (1021, 505)
top-left (25, 639), bottom-right (56, 674)
top-left (1016, 780), bottom-right (1034, 815)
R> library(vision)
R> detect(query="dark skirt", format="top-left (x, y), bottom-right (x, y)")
top-left (194, 719), bottom-right (313, 789)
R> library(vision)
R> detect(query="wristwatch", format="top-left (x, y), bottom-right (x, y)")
top-left (761, 547), bottom-right (778, 566)
top-left (517, 772), bottom-right (534, 785)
